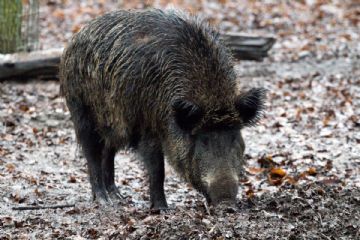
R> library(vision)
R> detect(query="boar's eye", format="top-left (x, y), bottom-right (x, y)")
top-left (172, 99), bottom-right (204, 131)
top-left (235, 88), bottom-right (266, 127)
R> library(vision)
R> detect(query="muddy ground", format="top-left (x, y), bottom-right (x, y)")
top-left (1, 1), bottom-right (360, 239)
top-left (1, 58), bottom-right (359, 239)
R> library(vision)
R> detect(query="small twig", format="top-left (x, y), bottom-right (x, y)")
top-left (209, 224), bottom-right (217, 234)
top-left (319, 232), bottom-right (331, 240)
top-left (318, 213), bottom-right (323, 226)
top-left (12, 204), bottom-right (75, 211)
top-left (203, 200), bottom-right (211, 216)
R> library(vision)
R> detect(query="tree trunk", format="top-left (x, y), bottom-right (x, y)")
top-left (0, 0), bottom-right (23, 54)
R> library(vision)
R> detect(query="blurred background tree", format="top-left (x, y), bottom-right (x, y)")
top-left (0, 0), bottom-right (39, 54)
top-left (0, 0), bottom-right (22, 53)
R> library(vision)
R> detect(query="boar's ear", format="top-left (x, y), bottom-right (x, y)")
top-left (172, 99), bottom-right (204, 131)
top-left (235, 88), bottom-right (266, 127)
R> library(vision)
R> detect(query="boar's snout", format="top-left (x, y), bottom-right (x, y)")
top-left (205, 174), bottom-right (238, 206)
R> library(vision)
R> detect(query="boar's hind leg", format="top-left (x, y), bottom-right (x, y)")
top-left (70, 102), bottom-right (111, 204)
top-left (138, 140), bottom-right (168, 210)
top-left (102, 147), bottom-right (123, 200)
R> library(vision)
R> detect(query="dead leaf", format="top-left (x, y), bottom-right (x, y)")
top-left (53, 9), bottom-right (65, 20)
top-left (323, 109), bottom-right (335, 126)
top-left (4, 120), bottom-right (15, 127)
top-left (72, 24), bottom-right (82, 33)
top-left (268, 168), bottom-right (287, 185)
top-left (270, 168), bottom-right (287, 177)
top-left (258, 155), bottom-right (276, 168)
top-left (307, 167), bottom-right (317, 176)
top-left (245, 188), bottom-right (255, 198)
top-left (32, 128), bottom-right (39, 134)
top-left (13, 191), bottom-right (28, 203)
top-left (66, 208), bottom-right (81, 215)
top-left (87, 228), bottom-right (98, 238)
top-left (325, 160), bottom-right (333, 170)
top-left (284, 176), bottom-right (298, 185)
top-left (28, 176), bottom-right (38, 185)
top-left (68, 176), bottom-right (76, 183)
top-left (5, 163), bottom-right (16, 173)
top-left (14, 220), bottom-right (24, 228)
top-left (18, 104), bottom-right (29, 112)
top-left (246, 167), bottom-right (265, 175)
top-left (34, 188), bottom-right (43, 197)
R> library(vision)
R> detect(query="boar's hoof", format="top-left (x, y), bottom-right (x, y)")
top-left (107, 184), bottom-right (124, 201)
top-left (150, 199), bottom-right (171, 213)
top-left (93, 189), bottom-right (113, 206)
top-left (215, 201), bottom-right (238, 213)
top-left (150, 206), bottom-right (175, 214)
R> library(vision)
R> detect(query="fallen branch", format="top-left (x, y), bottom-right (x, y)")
top-left (221, 33), bottom-right (276, 61)
top-left (0, 34), bottom-right (275, 81)
top-left (12, 204), bottom-right (75, 211)
top-left (0, 48), bottom-right (62, 81)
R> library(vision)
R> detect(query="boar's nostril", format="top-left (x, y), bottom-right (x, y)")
top-left (206, 176), bottom-right (239, 206)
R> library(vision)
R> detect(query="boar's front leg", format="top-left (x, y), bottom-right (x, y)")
top-left (138, 139), bottom-right (168, 210)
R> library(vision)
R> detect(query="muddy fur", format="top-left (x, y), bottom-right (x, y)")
top-left (60, 9), bottom-right (265, 208)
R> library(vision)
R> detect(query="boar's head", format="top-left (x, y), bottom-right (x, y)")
top-left (166, 88), bottom-right (266, 205)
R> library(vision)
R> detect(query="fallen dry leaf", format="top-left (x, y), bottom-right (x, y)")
top-left (307, 167), bottom-right (317, 176)
top-left (246, 167), bottom-right (265, 175)
top-left (270, 168), bottom-right (287, 178)
top-left (5, 163), bottom-right (16, 173)
top-left (268, 168), bottom-right (287, 185)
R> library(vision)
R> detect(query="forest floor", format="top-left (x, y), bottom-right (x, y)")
top-left (1, 0), bottom-right (360, 239)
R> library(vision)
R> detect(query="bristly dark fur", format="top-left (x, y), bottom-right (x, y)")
top-left (60, 8), bottom-right (240, 148)
top-left (60, 8), bottom-right (266, 208)
top-left (235, 88), bottom-right (267, 127)
top-left (172, 99), bottom-right (204, 131)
